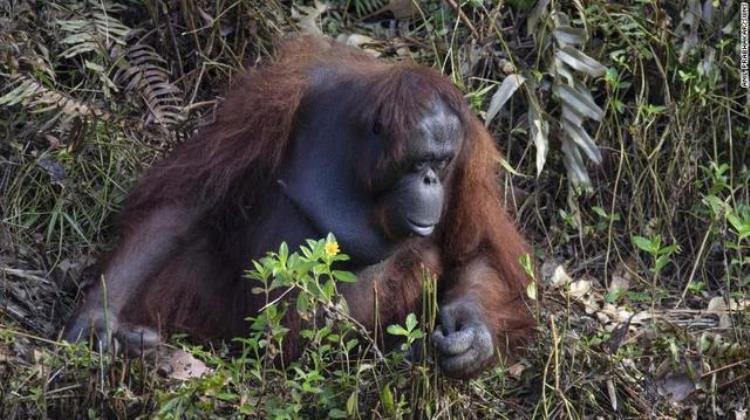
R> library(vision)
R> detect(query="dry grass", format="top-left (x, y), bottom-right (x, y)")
top-left (1, 0), bottom-right (748, 418)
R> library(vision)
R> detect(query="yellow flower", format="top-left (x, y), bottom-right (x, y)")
top-left (324, 241), bottom-right (340, 257)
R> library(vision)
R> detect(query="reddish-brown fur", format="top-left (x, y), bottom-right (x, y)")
top-left (68, 35), bottom-right (534, 373)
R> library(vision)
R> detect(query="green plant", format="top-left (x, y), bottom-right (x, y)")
top-left (519, 253), bottom-right (539, 301)
top-left (632, 233), bottom-right (680, 305)
top-left (701, 161), bottom-right (750, 300)
top-left (154, 235), bottom-right (446, 418)
top-left (386, 313), bottom-right (425, 353)
top-left (632, 234), bottom-right (679, 277)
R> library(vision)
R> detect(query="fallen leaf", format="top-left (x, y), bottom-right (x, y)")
top-left (656, 372), bottom-right (696, 402)
top-left (160, 349), bottom-right (211, 380)
top-left (608, 274), bottom-right (630, 294)
top-left (707, 296), bottom-right (727, 311)
top-left (508, 362), bottom-right (527, 380)
top-left (336, 33), bottom-right (375, 49)
top-left (550, 265), bottom-right (573, 288)
top-left (567, 279), bottom-right (592, 298)
top-left (291, 1), bottom-right (329, 34)
top-left (606, 378), bottom-right (617, 410)
top-left (707, 296), bottom-right (733, 329)
top-left (606, 320), bottom-right (631, 354)
top-left (540, 259), bottom-right (560, 284)
top-left (600, 303), bottom-right (633, 323)
top-left (735, 409), bottom-right (747, 420)
top-left (336, 33), bottom-right (380, 57)
top-left (631, 311), bottom-right (654, 325)
top-left (582, 294), bottom-right (600, 314)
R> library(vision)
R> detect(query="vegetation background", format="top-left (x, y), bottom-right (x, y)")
top-left (0, 0), bottom-right (748, 418)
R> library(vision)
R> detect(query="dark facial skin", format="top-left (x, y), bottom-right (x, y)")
top-left (378, 100), bottom-right (461, 238)
top-left (280, 81), bottom-right (462, 265)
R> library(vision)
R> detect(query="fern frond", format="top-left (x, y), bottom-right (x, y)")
top-left (352, 0), bottom-right (388, 17)
top-left (0, 75), bottom-right (108, 120)
top-left (114, 43), bottom-right (184, 128)
top-left (56, 5), bottom-right (130, 59)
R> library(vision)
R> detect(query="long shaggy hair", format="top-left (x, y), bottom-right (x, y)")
top-left (121, 34), bottom-right (534, 355)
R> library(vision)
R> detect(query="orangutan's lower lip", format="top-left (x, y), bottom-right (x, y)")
top-left (407, 219), bottom-right (436, 236)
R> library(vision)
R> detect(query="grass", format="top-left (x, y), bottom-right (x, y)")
top-left (1, 0), bottom-right (748, 418)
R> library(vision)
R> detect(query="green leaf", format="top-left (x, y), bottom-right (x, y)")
top-left (216, 392), bottom-right (238, 401)
top-left (296, 292), bottom-right (309, 313)
top-left (309, 239), bottom-right (324, 259)
top-left (526, 281), bottom-right (538, 301)
top-left (654, 254), bottom-right (671, 274)
top-left (381, 385), bottom-right (395, 415)
top-left (278, 242), bottom-right (289, 264)
top-left (405, 313), bottom-right (418, 332)
top-left (632, 235), bottom-right (654, 253)
top-left (698, 333), bottom-right (711, 353)
top-left (346, 338), bottom-right (359, 351)
top-left (652, 235), bottom-right (662, 250)
top-left (703, 195), bottom-right (727, 219)
top-left (332, 270), bottom-right (358, 283)
top-left (592, 206), bottom-right (608, 219)
top-left (518, 253), bottom-right (534, 278)
top-left (658, 244), bottom-right (679, 256)
top-left (386, 325), bottom-right (409, 336)
top-left (727, 209), bottom-right (750, 238)
top-left (346, 392), bottom-right (358, 416)
top-left (606, 288), bottom-right (625, 303)
top-left (300, 244), bottom-right (313, 259)
top-left (269, 275), bottom-right (288, 290)
top-left (328, 409), bottom-right (348, 419)
top-left (322, 279), bottom-right (335, 300)
top-left (251, 260), bottom-right (265, 274)
top-left (293, 261), bottom-right (317, 276)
